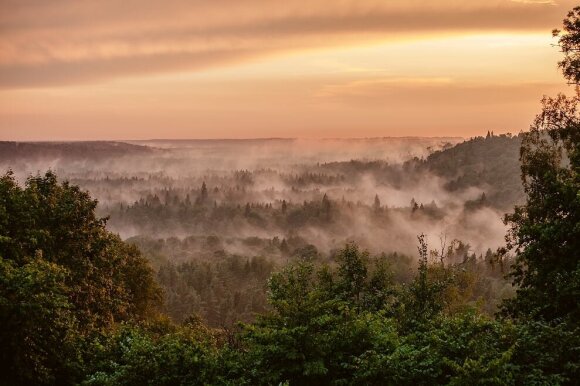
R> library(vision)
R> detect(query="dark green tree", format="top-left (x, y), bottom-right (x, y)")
top-left (373, 194), bottom-right (381, 212)
top-left (554, 6), bottom-right (580, 85)
top-left (198, 181), bottom-right (208, 204)
top-left (335, 243), bottom-right (368, 305)
top-left (82, 323), bottom-right (221, 386)
top-left (321, 193), bottom-right (331, 220)
top-left (241, 244), bottom-right (399, 385)
top-left (502, 11), bottom-right (580, 325)
top-left (0, 171), bottom-right (162, 384)
top-left (0, 257), bottom-right (80, 384)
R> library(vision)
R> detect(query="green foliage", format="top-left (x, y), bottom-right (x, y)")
top-left (237, 239), bottom-right (577, 385)
top-left (502, 36), bottom-right (580, 327)
top-left (353, 311), bottom-right (518, 386)
top-left (240, 247), bottom-right (400, 385)
top-left (420, 134), bottom-right (523, 210)
top-left (554, 6), bottom-right (580, 86)
top-left (237, 242), bottom-right (512, 385)
top-left (493, 8), bottom-right (580, 384)
top-left (0, 171), bottom-right (162, 385)
top-left (400, 235), bottom-right (449, 328)
top-left (237, 242), bottom-right (534, 386)
top-left (510, 321), bottom-right (580, 385)
top-left (0, 171), bottom-right (162, 331)
top-left (0, 257), bottom-right (81, 385)
top-left (0, 166), bottom-right (574, 385)
top-left (157, 255), bottom-right (273, 326)
top-left (82, 323), bottom-right (221, 386)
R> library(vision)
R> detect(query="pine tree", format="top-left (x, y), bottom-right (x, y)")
top-left (281, 199), bottom-right (287, 214)
top-left (322, 193), bottom-right (331, 219)
top-left (200, 181), bottom-right (208, 203)
top-left (373, 194), bottom-right (381, 211)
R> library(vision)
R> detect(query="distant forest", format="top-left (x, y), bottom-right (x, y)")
top-left (1, 132), bottom-right (522, 327)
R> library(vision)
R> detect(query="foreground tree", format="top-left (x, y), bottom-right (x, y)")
top-left (502, 9), bottom-right (580, 325)
top-left (0, 171), bottom-right (162, 384)
top-left (82, 322), bottom-right (221, 386)
top-left (496, 9), bottom-right (580, 384)
top-left (0, 258), bottom-right (80, 384)
top-left (555, 6), bottom-right (580, 86)
top-left (239, 242), bottom-right (528, 386)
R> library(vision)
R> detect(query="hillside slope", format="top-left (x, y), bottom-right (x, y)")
top-left (421, 133), bottom-right (523, 210)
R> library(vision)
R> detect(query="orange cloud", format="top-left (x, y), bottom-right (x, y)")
top-left (0, 0), bottom-right (575, 88)
top-left (0, 1), bottom-right (575, 140)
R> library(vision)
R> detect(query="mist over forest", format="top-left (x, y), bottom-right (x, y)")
top-left (1, 135), bottom-right (521, 259)
top-left (1, 134), bottom-right (523, 326)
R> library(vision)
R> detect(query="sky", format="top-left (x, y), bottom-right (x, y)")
top-left (0, 0), bottom-right (577, 140)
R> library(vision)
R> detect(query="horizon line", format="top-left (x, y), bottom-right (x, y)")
top-left (1, 135), bottom-right (472, 143)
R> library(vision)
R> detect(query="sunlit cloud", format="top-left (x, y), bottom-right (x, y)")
top-left (0, 0), bottom-right (575, 88)
top-left (0, 0), bottom-right (575, 139)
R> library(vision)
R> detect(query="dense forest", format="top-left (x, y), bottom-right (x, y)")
top-left (1, 125), bottom-right (522, 327)
top-left (1, 7), bottom-right (579, 385)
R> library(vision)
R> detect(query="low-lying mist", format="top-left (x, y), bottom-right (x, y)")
top-left (0, 135), bottom-right (522, 260)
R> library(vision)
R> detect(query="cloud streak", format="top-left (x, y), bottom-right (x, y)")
top-left (0, 0), bottom-right (574, 88)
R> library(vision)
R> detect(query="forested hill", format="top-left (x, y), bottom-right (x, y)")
top-left (0, 141), bottom-right (153, 161)
top-left (420, 133), bottom-right (523, 210)
top-left (316, 133), bottom-right (523, 211)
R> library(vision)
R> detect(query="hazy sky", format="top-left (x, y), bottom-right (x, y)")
top-left (0, 0), bottom-right (576, 140)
